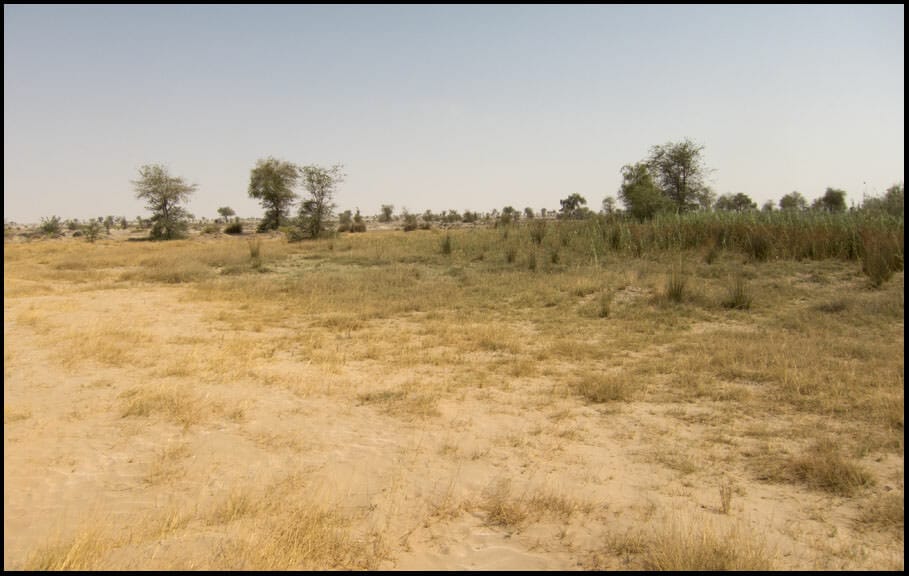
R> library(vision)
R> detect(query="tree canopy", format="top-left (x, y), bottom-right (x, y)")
top-left (132, 164), bottom-right (196, 240)
top-left (248, 157), bottom-right (298, 231)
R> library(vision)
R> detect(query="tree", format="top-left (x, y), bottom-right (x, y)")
top-left (812, 187), bottom-right (847, 213)
top-left (248, 157), bottom-right (298, 231)
top-left (618, 163), bottom-right (670, 220)
top-left (297, 164), bottom-right (344, 239)
top-left (217, 206), bottom-right (236, 221)
top-left (601, 196), bottom-right (617, 215)
top-left (39, 216), bottom-right (62, 237)
top-left (862, 182), bottom-right (904, 217)
top-left (379, 204), bottom-right (394, 222)
top-left (352, 208), bottom-right (366, 233)
top-left (761, 200), bottom-right (775, 212)
top-left (779, 191), bottom-right (807, 211)
top-left (132, 164), bottom-right (197, 240)
top-left (647, 138), bottom-right (713, 212)
top-left (558, 193), bottom-right (589, 219)
top-left (714, 192), bottom-right (757, 212)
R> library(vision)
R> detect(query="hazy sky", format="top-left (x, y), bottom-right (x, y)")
top-left (4, 4), bottom-right (904, 223)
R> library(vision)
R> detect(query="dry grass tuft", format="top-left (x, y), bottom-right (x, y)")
top-left (757, 438), bottom-right (876, 496)
top-left (575, 372), bottom-right (633, 403)
top-left (481, 478), bottom-right (527, 529)
top-left (119, 384), bottom-right (206, 428)
top-left (22, 529), bottom-right (110, 571)
top-left (603, 515), bottom-right (774, 571)
top-left (856, 491), bottom-right (904, 538)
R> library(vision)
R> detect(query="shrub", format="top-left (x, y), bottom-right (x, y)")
top-left (665, 269), bottom-right (687, 303)
top-left (224, 222), bottom-right (243, 235)
top-left (40, 216), bottom-right (62, 237)
top-left (861, 232), bottom-right (900, 288)
top-left (530, 221), bottom-right (547, 245)
top-left (722, 275), bottom-right (752, 310)
top-left (403, 213), bottom-right (418, 232)
top-left (201, 224), bottom-right (220, 235)
top-left (84, 220), bottom-right (102, 243)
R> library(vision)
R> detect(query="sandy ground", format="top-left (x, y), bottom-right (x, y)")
top-left (3, 249), bottom-right (904, 570)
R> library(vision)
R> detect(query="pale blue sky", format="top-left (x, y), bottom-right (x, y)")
top-left (4, 4), bottom-right (904, 223)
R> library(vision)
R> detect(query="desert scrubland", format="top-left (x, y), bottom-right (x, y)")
top-left (3, 215), bottom-right (903, 570)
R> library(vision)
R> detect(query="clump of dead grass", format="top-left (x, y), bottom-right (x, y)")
top-left (575, 372), bottom-right (632, 403)
top-left (606, 514), bottom-right (774, 571)
top-left (756, 438), bottom-right (876, 496)
top-left (855, 491), bottom-right (904, 538)
top-left (22, 529), bottom-right (110, 571)
top-left (119, 384), bottom-right (206, 428)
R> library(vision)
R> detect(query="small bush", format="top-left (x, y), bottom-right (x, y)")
top-left (224, 222), bottom-right (243, 235)
top-left (861, 233), bottom-right (900, 288)
top-left (201, 224), bottom-right (220, 234)
top-left (746, 232), bottom-right (771, 262)
top-left (530, 221), bottom-right (547, 245)
top-left (84, 220), bottom-right (102, 243)
top-left (665, 269), bottom-right (687, 303)
top-left (402, 213), bottom-right (418, 232)
top-left (40, 216), bottom-right (63, 237)
top-left (248, 238), bottom-right (264, 270)
top-left (722, 275), bottom-right (752, 310)
top-left (597, 291), bottom-right (612, 318)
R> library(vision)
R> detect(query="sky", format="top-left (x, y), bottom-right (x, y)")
top-left (3, 4), bottom-right (904, 223)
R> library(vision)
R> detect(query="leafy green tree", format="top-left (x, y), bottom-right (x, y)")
top-left (761, 200), bottom-right (775, 212)
top-left (812, 187), bottom-right (847, 213)
top-left (248, 157), bottom-right (298, 231)
top-left (779, 191), bottom-right (807, 211)
top-left (84, 219), bottom-right (102, 243)
top-left (618, 163), bottom-right (670, 220)
top-left (217, 206), bottom-right (236, 221)
top-left (132, 164), bottom-right (196, 240)
top-left (39, 216), bottom-right (62, 237)
top-left (558, 193), bottom-right (589, 219)
top-left (379, 204), bottom-right (394, 222)
top-left (297, 164), bottom-right (344, 239)
top-left (500, 206), bottom-right (520, 225)
top-left (524, 207), bottom-right (535, 219)
top-left (647, 138), bottom-right (713, 212)
top-left (601, 196), bottom-right (617, 215)
top-left (862, 182), bottom-right (904, 217)
top-left (103, 215), bottom-right (114, 233)
top-left (715, 192), bottom-right (757, 212)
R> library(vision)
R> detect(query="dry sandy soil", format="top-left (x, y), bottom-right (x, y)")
top-left (3, 230), bottom-right (904, 570)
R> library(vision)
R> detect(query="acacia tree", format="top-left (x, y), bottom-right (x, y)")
top-left (715, 192), bottom-right (757, 212)
top-left (812, 187), bottom-right (847, 213)
top-left (248, 157), bottom-right (298, 231)
top-left (558, 193), bottom-right (589, 219)
top-left (618, 163), bottom-right (669, 220)
top-left (647, 138), bottom-right (713, 213)
top-left (217, 206), bottom-right (236, 221)
top-left (132, 164), bottom-right (197, 240)
top-left (779, 191), bottom-right (807, 211)
top-left (297, 164), bottom-right (344, 239)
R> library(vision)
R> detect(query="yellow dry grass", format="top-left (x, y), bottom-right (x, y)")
top-left (3, 228), bottom-right (903, 570)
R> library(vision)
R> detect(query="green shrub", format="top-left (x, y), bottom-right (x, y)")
top-left (224, 222), bottom-right (243, 235)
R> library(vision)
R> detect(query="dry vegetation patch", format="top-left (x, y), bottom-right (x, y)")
top-left (4, 227), bottom-right (903, 571)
